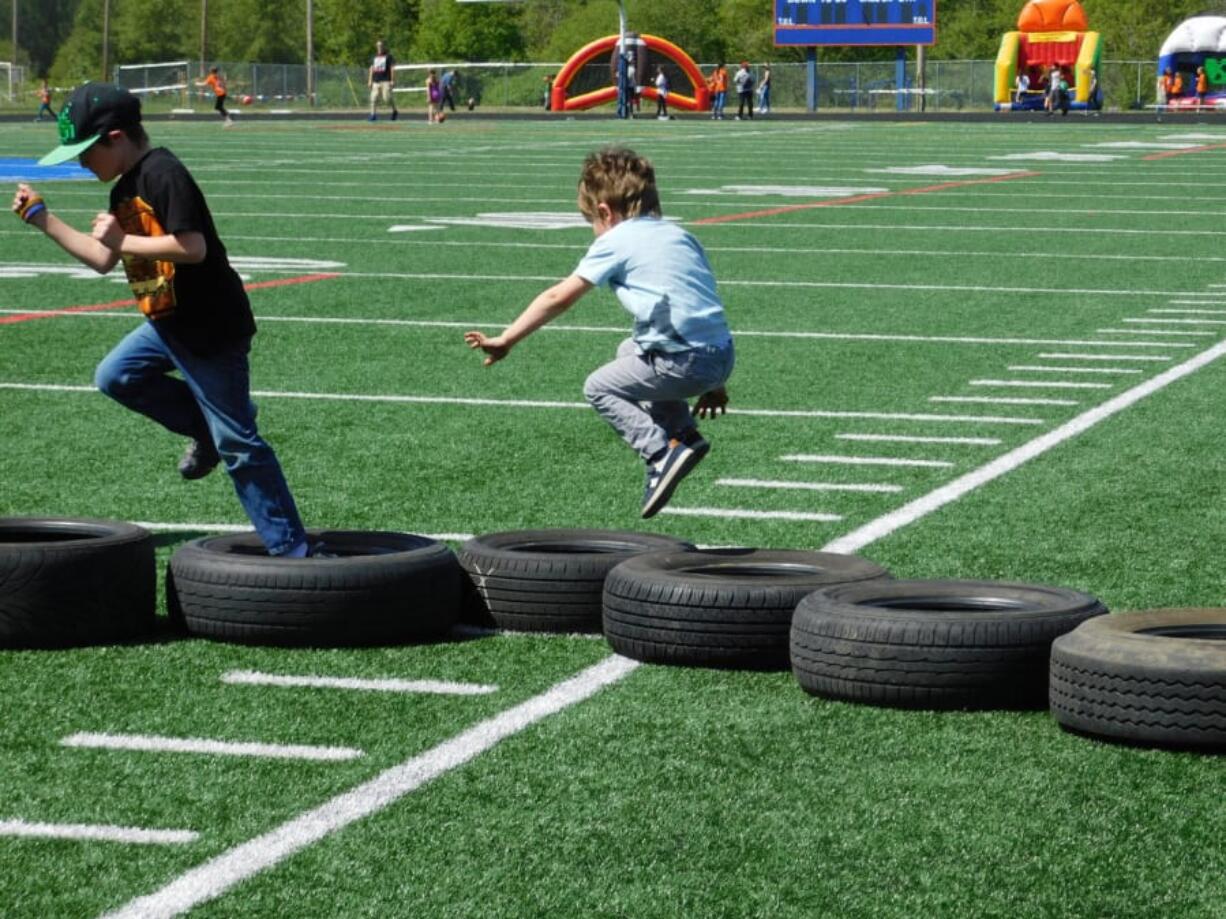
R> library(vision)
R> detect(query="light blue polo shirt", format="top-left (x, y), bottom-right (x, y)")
top-left (574, 216), bottom-right (731, 354)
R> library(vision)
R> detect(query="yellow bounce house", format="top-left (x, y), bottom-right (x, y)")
top-left (995, 0), bottom-right (1102, 111)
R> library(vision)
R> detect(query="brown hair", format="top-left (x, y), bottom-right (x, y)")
top-left (577, 147), bottom-right (661, 222)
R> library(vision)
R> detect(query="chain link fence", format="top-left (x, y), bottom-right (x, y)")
top-left (0, 58), bottom-right (1166, 113)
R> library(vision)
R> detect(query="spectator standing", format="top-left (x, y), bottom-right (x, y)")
top-left (35, 80), bottom-right (56, 122)
top-left (757, 64), bottom-right (772, 114)
top-left (655, 66), bottom-right (669, 120)
top-left (1159, 67), bottom-right (1173, 109)
top-left (708, 62), bottom-right (728, 120)
top-left (1197, 66), bottom-right (1209, 110)
top-left (1014, 69), bottom-right (1030, 105)
top-left (734, 61), bottom-right (754, 120)
top-left (426, 69), bottom-right (442, 123)
top-left (544, 73), bottom-right (554, 110)
top-left (368, 40), bottom-right (398, 122)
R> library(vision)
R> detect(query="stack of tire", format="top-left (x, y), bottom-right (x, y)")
top-left (6, 516), bottom-right (1225, 752)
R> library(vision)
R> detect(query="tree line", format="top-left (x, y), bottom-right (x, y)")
top-left (0, 0), bottom-right (1208, 84)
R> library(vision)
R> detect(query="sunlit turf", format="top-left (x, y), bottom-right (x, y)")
top-left (3, 116), bottom-right (1226, 917)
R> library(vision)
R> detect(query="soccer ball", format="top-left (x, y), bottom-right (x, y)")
top-left (467, 97), bottom-right (476, 111)
top-left (241, 94), bottom-right (253, 105)
top-left (437, 112), bottom-right (446, 123)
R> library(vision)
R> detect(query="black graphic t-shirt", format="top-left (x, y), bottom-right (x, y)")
top-left (371, 53), bottom-right (394, 82)
top-left (109, 147), bottom-right (255, 354)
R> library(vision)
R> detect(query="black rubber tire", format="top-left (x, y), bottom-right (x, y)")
top-left (603, 549), bottom-right (890, 669)
top-left (169, 529), bottom-right (462, 646)
top-left (0, 517), bottom-right (155, 648)
top-left (1051, 608), bottom-right (1226, 750)
top-left (791, 579), bottom-right (1107, 710)
top-left (458, 529), bottom-right (695, 633)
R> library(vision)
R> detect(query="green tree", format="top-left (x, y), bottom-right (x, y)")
top-left (315, 0), bottom-right (419, 67)
top-left (411, 0), bottom-right (523, 61)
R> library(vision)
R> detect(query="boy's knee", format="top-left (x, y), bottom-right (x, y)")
top-left (95, 361), bottom-right (137, 400)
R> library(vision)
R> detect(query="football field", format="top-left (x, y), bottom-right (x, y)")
top-left (2, 114), bottom-right (1226, 917)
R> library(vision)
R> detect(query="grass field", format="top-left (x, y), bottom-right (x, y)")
top-left (3, 113), bottom-right (1226, 917)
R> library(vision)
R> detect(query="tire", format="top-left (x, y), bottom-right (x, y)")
top-left (791, 579), bottom-right (1107, 709)
top-left (459, 529), bottom-right (695, 633)
top-left (1051, 608), bottom-right (1226, 749)
top-left (169, 529), bottom-right (462, 646)
top-left (603, 549), bottom-right (889, 669)
top-left (0, 517), bottom-right (155, 648)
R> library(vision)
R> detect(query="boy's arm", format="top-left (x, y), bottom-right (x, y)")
top-left (13, 185), bottom-right (120, 273)
top-left (92, 212), bottom-right (206, 263)
top-left (464, 274), bottom-right (592, 366)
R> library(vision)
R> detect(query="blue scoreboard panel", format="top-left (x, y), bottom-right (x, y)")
top-left (775, 0), bottom-right (937, 46)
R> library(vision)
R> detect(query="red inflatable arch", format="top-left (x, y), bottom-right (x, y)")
top-left (550, 34), bottom-right (711, 113)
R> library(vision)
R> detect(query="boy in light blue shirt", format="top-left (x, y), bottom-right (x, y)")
top-left (465, 147), bottom-right (734, 518)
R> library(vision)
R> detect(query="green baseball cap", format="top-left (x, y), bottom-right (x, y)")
top-left (39, 82), bottom-right (142, 167)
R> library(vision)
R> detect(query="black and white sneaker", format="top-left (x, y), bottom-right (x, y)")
top-left (641, 439), bottom-right (710, 519)
top-left (178, 438), bottom-right (221, 480)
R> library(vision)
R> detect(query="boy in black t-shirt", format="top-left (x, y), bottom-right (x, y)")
top-left (12, 82), bottom-right (309, 557)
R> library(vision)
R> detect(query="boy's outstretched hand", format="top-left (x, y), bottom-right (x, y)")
top-left (694, 386), bottom-right (729, 419)
top-left (464, 330), bottom-right (511, 366)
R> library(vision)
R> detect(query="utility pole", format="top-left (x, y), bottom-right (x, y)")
top-left (101, 0), bottom-right (110, 81)
top-left (305, 0), bottom-right (314, 105)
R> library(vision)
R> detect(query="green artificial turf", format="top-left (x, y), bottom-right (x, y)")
top-left (3, 116), bottom-right (1226, 917)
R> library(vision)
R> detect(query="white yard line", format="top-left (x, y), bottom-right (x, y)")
top-left (836, 433), bottom-right (1000, 446)
top-left (61, 733), bottom-right (363, 763)
top-left (0, 819), bottom-right (198, 846)
top-left (659, 507), bottom-right (843, 522)
top-left (99, 655), bottom-right (639, 919)
top-left (1123, 317), bottom-right (1226, 326)
top-left (931, 396), bottom-right (1078, 406)
top-left (779, 454), bottom-right (953, 468)
top-left (0, 384), bottom-right (1045, 426)
top-left (969, 379), bottom-right (1113, 389)
top-left (1097, 328), bottom-right (1216, 336)
top-left (1153, 308), bottom-right (1226, 314)
top-left (1006, 365), bottom-right (1142, 375)
top-left (0, 309), bottom-right (1195, 350)
top-left (824, 337), bottom-right (1226, 554)
top-left (220, 671), bottom-right (498, 696)
top-left (1036, 353), bottom-right (1170, 361)
top-left (716, 478), bottom-right (904, 493)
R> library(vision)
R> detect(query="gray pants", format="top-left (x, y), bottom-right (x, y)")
top-left (583, 337), bottom-right (735, 462)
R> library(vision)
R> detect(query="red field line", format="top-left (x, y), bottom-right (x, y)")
top-left (1142, 143), bottom-right (1226, 161)
top-left (690, 171), bottom-right (1042, 226)
top-left (0, 272), bottom-right (340, 325)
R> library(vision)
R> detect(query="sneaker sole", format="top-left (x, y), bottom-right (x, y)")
top-left (641, 444), bottom-right (708, 519)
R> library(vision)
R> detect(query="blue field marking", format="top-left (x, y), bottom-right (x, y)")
top-left (0, 158), bottom-right (93, 182)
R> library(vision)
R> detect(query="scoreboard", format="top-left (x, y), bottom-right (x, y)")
top-left (775, 0), bottom-right (937, 46)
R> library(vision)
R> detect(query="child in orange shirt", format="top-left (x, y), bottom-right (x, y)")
top-left (708, 62), bottom-right (728, 120)
top-left (195, 66), bottom-right (233, 126)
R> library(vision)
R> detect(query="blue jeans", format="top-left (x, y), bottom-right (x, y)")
top-left (95, 322), bottom-right (306, 555)
top-left (584, 337), bottom-right (735, 463)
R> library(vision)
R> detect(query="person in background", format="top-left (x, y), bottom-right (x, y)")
top-left (367, 39), bottom-right (398, 122)
top-left (708, 62), bottom-right (728, 120)
top-left (1171, 69), bottom-right (1185, 99)
top-left (1159, 67), bottom-right (1173, 110)
top-left (1196, 66), bottom-right (1209, 110)
top-left (1014, 68), bottom-right (1030, 106)
top-left (195, 66), bottom-right (233, 127)
top-left (441, 69), bottom-right (458, 114)
top-left (35, 80), bottom-right (57, 122)
top-left (757, 63), bottom-right (772, 115)
top-left (734, 61), bottom-right (755, 120)
top-left (544, 73), bottom-right (554, 110)
top-left (654, 66), bottom-right (669, 120)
